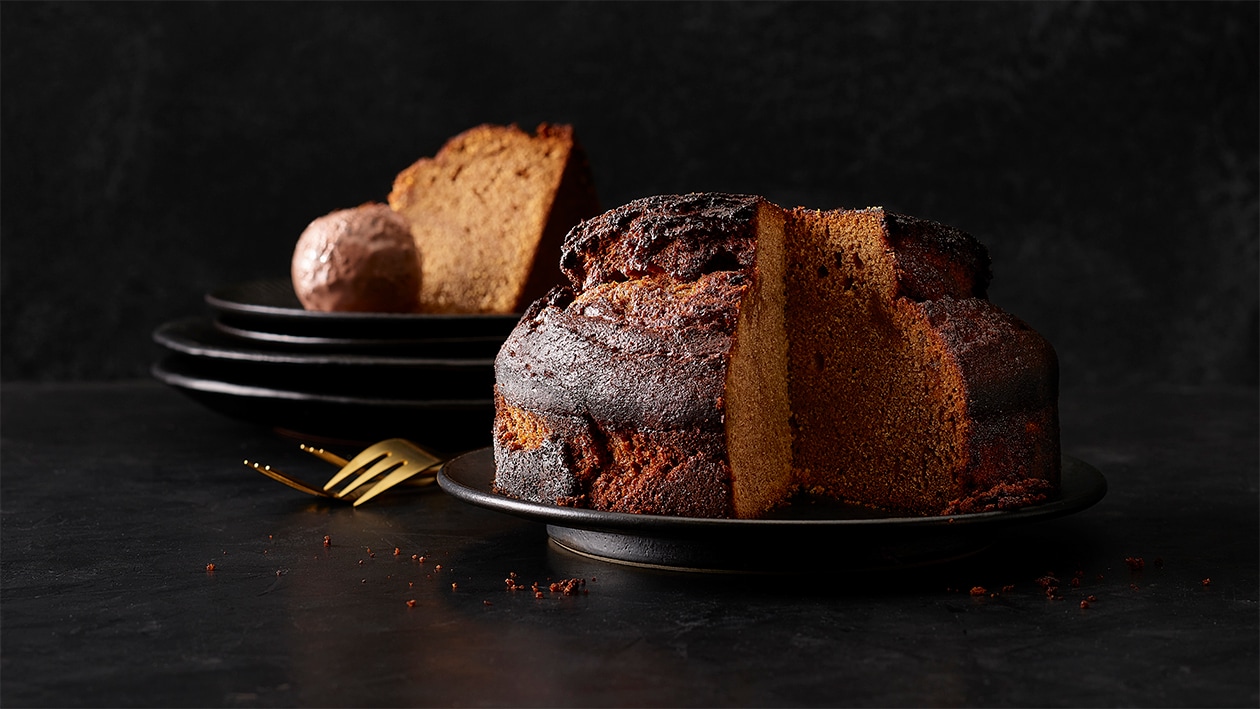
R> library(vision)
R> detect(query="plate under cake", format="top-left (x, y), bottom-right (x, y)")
top-left (438, 447), bottom-right (1107, 572)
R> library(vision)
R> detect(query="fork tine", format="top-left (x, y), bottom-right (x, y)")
top-left (299, 443), bottom-right (350, 468)
top-left (244, 459), bottom-right (334, 499)
top-left (379, 438), bottom-right (442, 470)
top-left (244, 438), bottom-right (444, 504)
top-left (322, 438), bottom-right (441, 493)
top-left (351, 462), bottom-right (441, 506)
top-left (333, 456), bottom-right (405, 497)
top-left (322, 447), bottom-right (392, 491)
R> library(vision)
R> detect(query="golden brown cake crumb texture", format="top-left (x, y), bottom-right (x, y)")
top-left (785, 208), bottom-right (970, 514)
top-left (723, 202), bottom-right (793, 518)
top-left (388, 124), bottom-right (599, 314)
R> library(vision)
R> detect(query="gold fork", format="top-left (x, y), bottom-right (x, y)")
top-left (244, 438), bottom-right (442, 506)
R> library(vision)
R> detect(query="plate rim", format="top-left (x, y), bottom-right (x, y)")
top-left (437, 447), bottom-right (1108, 532)
top-left (154, 317), bottom-right (497, 368)
top-left (151, 356), bottom-right (494, 408)
top-left (206, 279), bottom-right (523, 324)
top-left (211, 319), bottom-right (509, 349)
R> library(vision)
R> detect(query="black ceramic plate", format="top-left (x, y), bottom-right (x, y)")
top-left (155, 316), bottom-right (496, 368)
top-left (438, 448), bottom-right (1108, 572)
top-left (211, 320), bottom-right (508, 356)
top-left (152, 355), bottom-right (494, 451)
top-left (152, 317), bottom-right (495, 400)
top-left (206, 279), bottom-right (520, 345)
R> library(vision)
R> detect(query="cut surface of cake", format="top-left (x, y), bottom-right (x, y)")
top-left (388, 123), bottom-right (600, 314)
top-left (492, 193), bottom-right (1059, 518)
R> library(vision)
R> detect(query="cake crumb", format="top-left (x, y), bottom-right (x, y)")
top-left (406, 599), bottom-right (416, 608)
top-left (205, 563), bottom-right (215, 573)
top-left (1079, 599), bottom-right (1090, 609)
top-left (1201, 578), bottom-right (1212, 587)
top-left (969, 586), bottom-right (987, 597)
top-left (549, 578), bottom-right (587, 596)
top-left (323, 535), bottom-right (331, 547)
top-left (1125, 556), bottom-right (1145, 571)
top-left (394, 547), bottom-right (401, 556)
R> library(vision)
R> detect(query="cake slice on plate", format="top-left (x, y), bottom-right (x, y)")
top-left (389, 123), bottom-right (601, 314)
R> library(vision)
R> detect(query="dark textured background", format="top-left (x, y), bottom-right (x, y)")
top-left (2, 1), bottom-right (1256, 387)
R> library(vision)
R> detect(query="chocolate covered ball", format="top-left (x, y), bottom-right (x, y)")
top-left (291, 203), bottom-right (422, 313)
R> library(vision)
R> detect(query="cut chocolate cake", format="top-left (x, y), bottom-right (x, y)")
top-left (492, 193), bottom-right (1059, 518)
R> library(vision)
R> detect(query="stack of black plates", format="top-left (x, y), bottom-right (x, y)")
top-left (151, 279), bottom-right (519, 451)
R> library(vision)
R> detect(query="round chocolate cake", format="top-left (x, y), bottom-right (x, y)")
top-left (492, 193), bottom-right (1060, 519)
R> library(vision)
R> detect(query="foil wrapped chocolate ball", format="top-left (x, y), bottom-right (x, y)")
top-left (291, 203), bottom-right (422, 313)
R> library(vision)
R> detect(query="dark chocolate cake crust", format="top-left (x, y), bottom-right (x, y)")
top-left (495, 193), bottom-right (775, 517)
top-left (561, 193), bottom-right (763, 292)
top-left (495, 270), bottom-right (749, 433)
top-left (492, 394), bottom-right (735, 517)
top-left (881, 211), bottom-right (992, 302)
top-left (492, 268), bottom-right (754, 516)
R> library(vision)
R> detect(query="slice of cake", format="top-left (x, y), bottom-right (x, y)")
top-left (492, 193), bottom-right (1059, 518)
top-left (388, 123), bottom-right (601, 314)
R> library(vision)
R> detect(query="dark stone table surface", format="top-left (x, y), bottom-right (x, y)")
top-left (2, 380), bottom-right (1256, 707)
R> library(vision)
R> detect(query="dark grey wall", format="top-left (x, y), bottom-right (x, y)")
top-left (3, 1), bottom-right (1256, 387)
